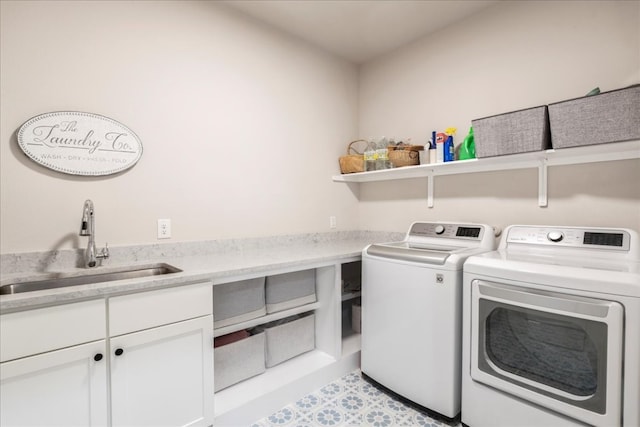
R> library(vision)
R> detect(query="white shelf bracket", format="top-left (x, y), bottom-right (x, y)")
top-left (427, 174), bottom-right (434, 208)
top-left (538, 160), bottom-right (548, 207)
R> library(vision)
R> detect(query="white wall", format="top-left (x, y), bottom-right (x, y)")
top-left (1, 0), bottom-right (639, 255)
top-left (0, 1), bottom-right (360, 253)
top-left (357, 0), bottom-right (640, 233)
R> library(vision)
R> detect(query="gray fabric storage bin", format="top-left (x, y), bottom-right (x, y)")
top-left (260, 313), bottom-right (315, 368)
top-left (265, 269), bottom-right (316, 314)
top-left (352, 303), bottom-right (361, 333)
top-left (548, 85), bottom-right (640, 149)
top-left (214, 332), bottom-right (265, 391)
top-left (472, 106), bottom-right (550, 158)
top-left (213, 277), bottom-right (266, 329)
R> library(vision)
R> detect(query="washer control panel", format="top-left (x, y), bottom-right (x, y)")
top-left (506, 226), bottom-right (631, 251)
top-left (409, 222), bottom-right (485, 240)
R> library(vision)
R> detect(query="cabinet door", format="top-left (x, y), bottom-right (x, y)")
top-left (0, 340), bottom-right (108, 427)
top-left (110, 315), bottom-right (214, 427)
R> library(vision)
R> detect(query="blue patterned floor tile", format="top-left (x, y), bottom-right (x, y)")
top-left (253, 370), bottom-right (461, 427)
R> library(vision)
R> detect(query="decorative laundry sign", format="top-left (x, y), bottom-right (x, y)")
top-left (17, 111), bottom-right (143, 176)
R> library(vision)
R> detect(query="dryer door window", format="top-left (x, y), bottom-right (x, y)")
top-left (482, 304), bottom-right (605, 404)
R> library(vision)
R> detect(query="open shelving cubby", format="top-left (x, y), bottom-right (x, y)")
top-left (213, 260), bottom-right (362, 426)
top-left (340, 261), bottom-right (362, 358)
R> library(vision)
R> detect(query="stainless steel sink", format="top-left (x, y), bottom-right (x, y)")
top-left (0, 263), bottom-right (182, 295)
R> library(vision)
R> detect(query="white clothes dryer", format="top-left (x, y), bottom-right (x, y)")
top-left (462, 225), bottom-right (640, 427)
top-left (361, 221), bottom-right (497, 422)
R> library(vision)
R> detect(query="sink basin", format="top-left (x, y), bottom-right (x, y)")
top-left (0, 263), bottom-right (182, 295)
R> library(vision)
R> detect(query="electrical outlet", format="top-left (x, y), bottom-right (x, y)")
top-left (157, 219), bottom-right (171, 239)
top-left (329, 216), bottom-right (337, 229)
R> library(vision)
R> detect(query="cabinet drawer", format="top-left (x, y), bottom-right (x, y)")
top-left (0, 299), bottom-right (106, 363)
top-left (109, 282), bottom-right (212, 336)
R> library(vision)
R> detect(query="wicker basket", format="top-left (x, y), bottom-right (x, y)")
top-left (388, 145), bottom-right (423, 167)
top-left (339, 139), bottom-right (369, 174)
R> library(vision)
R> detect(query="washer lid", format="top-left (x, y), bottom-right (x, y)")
top-left (365, 242), bottom-right (459, 264)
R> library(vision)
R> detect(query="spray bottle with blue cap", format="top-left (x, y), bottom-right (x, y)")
top-left (444, 127), bottom-right (456, 162)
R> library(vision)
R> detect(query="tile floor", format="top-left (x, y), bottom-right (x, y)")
top-left (251, 370), bottom-right (461, 427)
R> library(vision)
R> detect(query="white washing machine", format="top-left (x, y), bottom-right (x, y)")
top-left (361, 221), bottom-right (497, 422)
top-left (462, 225), bottom-right (640, 427)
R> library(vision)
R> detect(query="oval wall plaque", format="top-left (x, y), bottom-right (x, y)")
top-left (17, 111), bottom-right (143, 176)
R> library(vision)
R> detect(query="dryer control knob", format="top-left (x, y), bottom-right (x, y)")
top-left (435, 225), bottom-right (446, 235)
top-left (547, 231), bottom-right (564, 242)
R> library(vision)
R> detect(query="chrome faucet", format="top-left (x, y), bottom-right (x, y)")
top-left (79, 199), bottom-right (109, 268)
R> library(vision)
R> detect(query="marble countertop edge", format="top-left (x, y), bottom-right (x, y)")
top-left (1, 230), bottom-right (402, 313)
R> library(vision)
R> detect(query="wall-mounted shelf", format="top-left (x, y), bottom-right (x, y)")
top-left (332, 140), bottom-right (640, 207)
top-left (213, 301), bottom-right (320, 338)
top-left (341, 291), bottom-right (361, 302)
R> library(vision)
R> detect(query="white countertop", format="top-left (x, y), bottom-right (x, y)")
top-left (1, 231), bottom-right (401, 313)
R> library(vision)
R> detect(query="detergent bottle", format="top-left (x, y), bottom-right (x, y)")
top-left (444, 127), bottom-right (456, 162)
top-left (435, 132), bottom-right (446, 163)
top-left (458, 127), bottom-right (476, 160)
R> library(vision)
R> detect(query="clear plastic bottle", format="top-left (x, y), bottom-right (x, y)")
top-left (375, 137), bottom-right (390, 170)
top-left (364, 137), bottom-right (377, 172)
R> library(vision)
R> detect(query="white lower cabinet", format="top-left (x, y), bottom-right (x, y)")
top-left (108, 282), bottom-right (214, 427)
top-left (0, 339), bottom-right (108, 427)
top-left (110, 316), bottom-right (213, 427)
top-left (0, 282), bottom-right (214, 427)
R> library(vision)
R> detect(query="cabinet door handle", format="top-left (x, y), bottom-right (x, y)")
top-left (94, 353), bottom-right (103, 362)
top-left (114, 348), bottom-right (124, 356)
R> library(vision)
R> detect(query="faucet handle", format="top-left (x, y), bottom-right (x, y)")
top-left (98, 243), bottom-right (110, 260)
